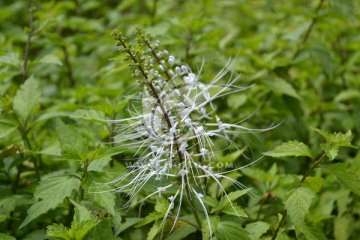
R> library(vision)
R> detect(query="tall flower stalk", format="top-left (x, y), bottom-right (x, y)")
top-left (110, 29), bottom-right (274, 238)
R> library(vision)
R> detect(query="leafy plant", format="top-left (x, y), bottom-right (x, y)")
top-left (0, 0), bottom-right (359, 239)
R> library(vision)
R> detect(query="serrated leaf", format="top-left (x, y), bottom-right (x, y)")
top-left (215, 221), bottom-right (250, 240)
top-left (47, 223), bottom-right (71, 240)
top-left (13, 76), bottom-right (41, 123)
top-left (70, 200), bottom-right (93, 223)
top-left (83, 172), bottom-right (115, 215)
top-left (313, 128), bottom-right (357, 148)
top-left (72, 218), bottom-right (99, 240)
top-left (245, 221), bottom-right (270, 240)
top-left (20, 175), bottom-right (81, 228)
top-left (39, 54), bottom-right (63, 66)
top-left (147, 221), bottom-right (162, 240)
top-left (56, 119), bottom-right (86, 159)
top-left (325, 163), bottom-right (360, 196)
top-left (301, 177), bottom-right (324, 194)
top-left (155, 197), bottom-right (169, 213)
top-left (263, 77), bottom-right (301, 100)
top-left (284, 187), bottom-right (315, 227)
top-left (265, 141), bottom-right (313, 159)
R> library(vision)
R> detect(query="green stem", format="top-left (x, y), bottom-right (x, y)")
top-left (22, 0), bottom-right (35, 81)
top-left (184, 177), bottom-right (202, 230)
top-left (292, 0), bottom-right (325, 59)
top-left (300, 153), bottom-right (326, 183)
top-left (271, 210), bottom-right (287, 240)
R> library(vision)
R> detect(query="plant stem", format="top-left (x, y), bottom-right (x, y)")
top-left (292, 0), bottom-right (325, 59)
top-left (61, 45), bottom-right (76, 87)
top-left (271, 210), bottom-right (287, 240)
top-left (300, 153), bottom-right (326, 183)
top-left (184, 177), bottom-right (203, 229)
top-left (22, 0), bottom-right (35, 81)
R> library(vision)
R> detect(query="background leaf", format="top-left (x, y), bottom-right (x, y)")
top-left (265, 140), bottom-right (313, 159)
top-left (13, 76), bottom-right (41, 123)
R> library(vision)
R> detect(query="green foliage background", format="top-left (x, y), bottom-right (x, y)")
top-left (0, 0), bottom-right (359, 239)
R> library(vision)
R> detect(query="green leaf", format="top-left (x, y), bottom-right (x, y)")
top-left (47, 223), bottom-right (71, 240)
top-left (87, 157), bottom-right (112, 172)
top-left (217, 146), bottom-right (247, 163)
top-left (245, 221), bottom-right (270, 240)
top-left (83, 172), bottom-right (115, 215)
top-left (211, 189), bottom-right (251, 216)
top-left (72, 218), bottom-right (99, 240)
top-left (13, 76), bottom-right (41, 123)
top-left (165, 224), bottom-right (197, 240)
top-left (147, 221), bottom-right (162, 240)
top-left (56, 119), bottom-right (86, 159)
top-left (20, 175), bottom-right (81, 228)
top-left (284, 187), bottom-right (315, 227)
top-left (301, 176), bottom-right (324, 194)
top-left (329, 0), bottom-right (355, 19)
top-left (265, 141), bottom-right (313, 159)
top-left (70, 200), bottom-right (93, 223)
top-left (215, 221), bottom-right (250, 240)
top-left (0, 122), bottom-right (17, 139)
top-left (222, 204), bottom-right (248, 217)
top-left (155, 197), bottom-right (169, 213)
top-left (313, 129), bottom-right (357, 160)
top-left (263, 77), bottom-right (301, 100)
top-left (23, 230), bottom-right (47, 240)
top-left (202, 196), bottom-right (218, 208)
top-left (325, 163), bottom-right (360, 196)
top-left (0, 233), bottom-right (16, 240)
top-left (115, 217), bottom-right (142, 235)
top-left (136, 212), bottom-right (164, 227)
top-left (334, 214), bottom-right (354, 240)
top-left (0, 52), bottom-right (21, 68)
top-left (299, 224), bottom-right (327, 240)
top-left (39, 54), bottom-right (63, 66)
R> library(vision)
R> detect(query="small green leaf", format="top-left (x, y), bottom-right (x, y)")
top-left (83, 172), bottom-right (115, 215)
top-left (284, 187), bottom-right (315, 227)
top-left (20, 175), bottom-right (81, 228)
top-left (265, 141), bottom-right (313, 159)
top-left (72, 218), bottom-right (99, 240)
top-left (313, 128), bottom-right (357, 148)
top-left (325, 163), bottom-right (360, 196)
top-left (314, 129), bottom-right (357, 160)
top-left (70, 200), bottom-right (93, 223)
top-left (135, 212), bottom-right (164, 227)
top-left (87, 157), bottom-right (112, 172)
top-left (147, 221), bottom-right (162, 240)
top-left (13, 76), bottom-right (41, 123)
top-left (39, 54), bottom-right (63, 66)
top-left (215, 221), bottom-right (250, 240)
top-left (301, 177), bottom-right (324, 194)
top-left (263, 77), bottom-right (301, 100)
top-left (155, 197), bottom-right (169, 213)
top-left (245, 221), bottom-right (270, 240)
top-left (222, 204), bottom-right (248, 217)
top-left (47, 223), bottom-right (71, 240)
top-left (56, 119), bottom-right (86, 159)
top-left (202, 196), bottom-right (218, 208)
top-left (211, 189), bottom-right (251, 214)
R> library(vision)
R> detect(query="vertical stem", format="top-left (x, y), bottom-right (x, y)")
top-left (22, 0), bottom-right (35, 81)
top-left (61, 45), bottom-right (76, 87)
top-left (292, 0), bottom-right (325, 59)
top-left (271, 210), bottom-right (287, 240)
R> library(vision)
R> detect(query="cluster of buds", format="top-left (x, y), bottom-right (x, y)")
top-left (110, 29), bottom-right (273, 236)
